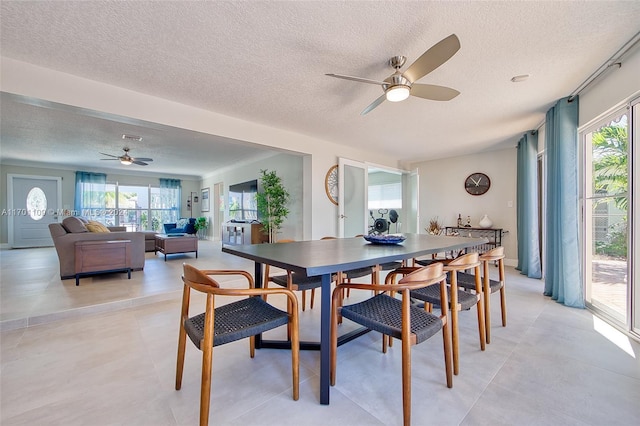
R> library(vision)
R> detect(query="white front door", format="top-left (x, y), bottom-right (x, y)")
top-left (8, 175), bottom-right (62, 248)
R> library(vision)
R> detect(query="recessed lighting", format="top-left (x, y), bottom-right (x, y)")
top-left (511, 74), bottom-right (530, 83)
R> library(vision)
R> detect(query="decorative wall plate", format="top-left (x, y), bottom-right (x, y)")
top-left (325, 165), bottom-right (338, 205)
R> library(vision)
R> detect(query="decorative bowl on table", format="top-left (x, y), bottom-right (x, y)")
top-left (363, 234), bottom-right (406, 245)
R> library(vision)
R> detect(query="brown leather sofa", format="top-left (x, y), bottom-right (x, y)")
top-left (49, 217), bottom-right (146, 280)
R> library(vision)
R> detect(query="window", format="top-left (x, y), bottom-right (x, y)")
top-left (368, 182), bottom-right (402, 209)
top-left (228, 180), bottom-right (258, 221)
top-left (90, 183), bottom-right (179, 232)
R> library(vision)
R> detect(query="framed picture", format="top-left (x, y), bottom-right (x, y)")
top-left (201, 188), bottom-right (210, 212)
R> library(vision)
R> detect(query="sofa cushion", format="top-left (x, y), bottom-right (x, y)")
top-left (62, 216), bottom-right (88, 233)
top-left (176, 218), bottom-right (189, 229)
top-left (86, 221), bottom-right (111, 233)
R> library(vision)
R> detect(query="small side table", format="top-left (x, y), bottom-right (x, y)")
top-left (74, 240), bottom-right (132, 286)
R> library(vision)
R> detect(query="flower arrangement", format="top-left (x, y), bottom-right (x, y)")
top-left (426, 217), bottom-right (442, 235)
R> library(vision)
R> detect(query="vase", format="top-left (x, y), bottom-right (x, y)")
top-left (478, 214), bottom-right (493, 228)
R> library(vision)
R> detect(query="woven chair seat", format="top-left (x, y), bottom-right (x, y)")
top-left (456, 271), bottom-right (502, 292)
top-left (410, 284), bottom-right (478, 311)
top-left (379, 261), bottom-right (403, 271)
top-left (270, 273), bottom-right (326, 291)
top-left (340, 294), bottom-right (443, 344)
top-left (344, 266), bottom-right (375, 279)
top-left (185, 297), bottom-right (289, 348)
top-left (414, 258), bottom-right (445, 267)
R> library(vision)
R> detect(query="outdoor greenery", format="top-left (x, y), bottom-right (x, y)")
top-left (592, 120), bottom-right (628, 258)
top-left (595, 220), bottom-right (627, 258)
top-left (592, 122), bottom-right (628, 209)
top-left (256, 169), bottom-right (290, 243)
top-left (140, 212), bottom-right (161, 231)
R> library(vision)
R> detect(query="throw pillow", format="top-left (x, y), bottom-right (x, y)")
top-left (62, 216), bottom-right (88, 233)
top-left (176, 218), bottom-right (189, 229)
top-left (86, 221), bottom-right (111, 233)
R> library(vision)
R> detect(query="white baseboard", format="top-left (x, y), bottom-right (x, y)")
top-left (505, 258), bottom-right (518, 267)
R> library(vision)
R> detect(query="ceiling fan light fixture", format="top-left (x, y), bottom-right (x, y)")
top-left (386, 85), bottom-right (410, 102)
top-left (120, 158), bottom-right (132, 165)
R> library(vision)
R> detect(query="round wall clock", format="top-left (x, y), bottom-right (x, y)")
top-left (325, 165), bottom-right (338, 205)
top-left (464, 172), bottom-right (491, 196)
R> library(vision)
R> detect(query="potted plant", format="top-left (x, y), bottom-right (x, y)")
top-left (194, 216), bottom-right (209, 239)
top-left (256, 169), bottom-right (290, 243)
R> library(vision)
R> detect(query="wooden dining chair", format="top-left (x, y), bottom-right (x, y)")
top-left (454, 246), bottom-right (507, 343)
top-left (330, 262), bottom-right (453, 426)
top-left (387, 252), bottom-right (486, 375)
top-left (176, 264), bottom-right (300, 426)
top-left (412, 253), bottom-right (485, 375)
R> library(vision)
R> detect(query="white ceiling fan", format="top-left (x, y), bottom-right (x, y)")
top-left (326, 34), bottom-right (461, 115)
top-left (100, 147), bottom-right (153, 166)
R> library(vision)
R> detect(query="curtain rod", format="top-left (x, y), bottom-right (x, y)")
top-left (567, 30), bottom-right (640, 102)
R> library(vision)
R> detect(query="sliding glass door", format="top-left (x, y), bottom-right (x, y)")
top-left (582, 108), bottom-right (630, 325)
top-left (632, 99), bottom-right (639, 336)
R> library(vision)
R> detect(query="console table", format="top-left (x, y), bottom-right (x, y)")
top-left (444, 226), bottom-right (503, 255)
top-left (74, 240), bottom-right (132, 286)
top-left (221, 222), bottom-right (269, 245)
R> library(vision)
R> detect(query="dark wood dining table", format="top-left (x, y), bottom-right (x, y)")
top-left (222, 233), bottom-right (487, 404)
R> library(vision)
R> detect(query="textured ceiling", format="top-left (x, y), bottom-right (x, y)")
top-left (1, 1), bottom-right (640, 177)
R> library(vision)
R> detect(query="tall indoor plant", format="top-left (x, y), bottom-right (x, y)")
top-left (256, 169), bottom-right (290, 243)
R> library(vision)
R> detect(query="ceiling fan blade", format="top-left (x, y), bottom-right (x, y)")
top-left (132, 160), bottom-right (148, 166)
top-left (402, 34), bottom-right (460, 83)
top-left (100, 158), bottom-right (119, 161)
top-left (132, 157), bottom-right (153, 162)
top-left (325, 73), bottom-right (387, 86)
top-left (410, 84), bottom-right (460, 101)
top-left (361, 94), bottom-right (387, 115)
top-left (100, 152), bottom-right (120, 158)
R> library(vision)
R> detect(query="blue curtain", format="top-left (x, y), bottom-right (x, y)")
top-left (159, 178), bottom-right (181, 189)
top-left (544, 96), bottom-right (584, 308)
top-left (159, 178), bottom-right (181, 215)
top-left (516, 132), bottom-right (542, 279)
top-left (74, 171), bottom-right (107, 212)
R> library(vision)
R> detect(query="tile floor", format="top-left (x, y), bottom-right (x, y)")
top-left (1, 240), bottom-right (639, 425)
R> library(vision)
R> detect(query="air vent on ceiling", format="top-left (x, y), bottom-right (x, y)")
top-left (122, 134), bottom-right (143, 142)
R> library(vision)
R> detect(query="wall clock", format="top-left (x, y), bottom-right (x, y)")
top-left (325, 165), bottom-right (338, 205)
top-left (464, 172), bottom-right (491, 196)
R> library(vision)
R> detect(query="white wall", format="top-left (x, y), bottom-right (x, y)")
top-left (408, 148), bottom-right (518, 265)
